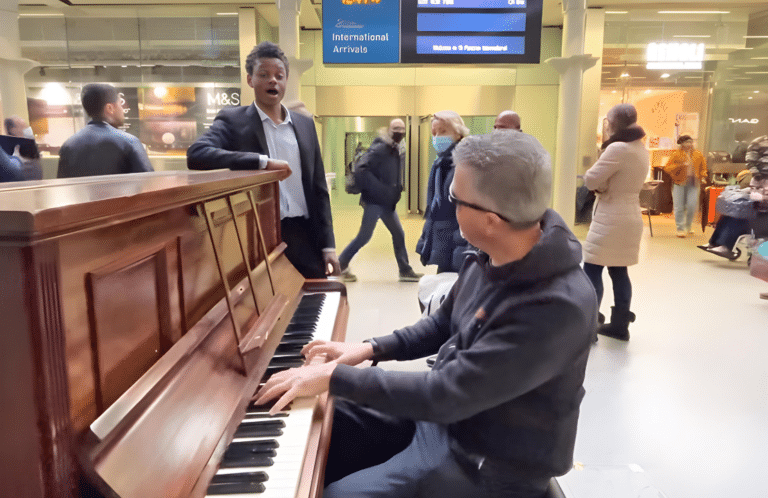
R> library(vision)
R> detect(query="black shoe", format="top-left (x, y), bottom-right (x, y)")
top-left (697, 244), bottom-right (713, 251)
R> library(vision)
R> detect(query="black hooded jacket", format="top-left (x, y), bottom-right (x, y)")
top-left (331, 209), bottom-right (597, 479)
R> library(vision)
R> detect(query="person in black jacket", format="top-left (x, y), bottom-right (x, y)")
top-left (416, 110), bottom-right (471, 273)
top-left (339, 118), bottom-right (422, 282)
top-left (255, 130), bottom-right (596, 498)
top-left (187, 41), bottom-right (339, 279)
top-left (57, 83), bottom-right (153, 179)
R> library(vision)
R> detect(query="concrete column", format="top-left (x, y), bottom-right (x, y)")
top-left (0, 0), bottom-right (37, 123)
top-left (239, 7), bottom-right (257, 97)
top-left (276, 0), bottom-right (312, 103)
top-left (578, 9), bottom-right (605, 176)
top-left (546, 0), bottom-right (598, 227)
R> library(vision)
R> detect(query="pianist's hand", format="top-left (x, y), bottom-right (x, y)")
top-left (254, 362), bottom-right (337, 415)
top-left (323, 250), bottom-right (341, 277)
top-left (265, 158), bottom-right (292, 176)
top-left (302, 340), bottom-right (374, 367)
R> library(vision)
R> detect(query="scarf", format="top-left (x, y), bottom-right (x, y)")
top-left (601, 125), bottom-right (646, 150)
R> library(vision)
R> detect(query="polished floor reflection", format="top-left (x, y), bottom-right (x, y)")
top-left (331, 205), bottom-right (768, 498)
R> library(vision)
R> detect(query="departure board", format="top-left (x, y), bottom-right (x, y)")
top-left (323, 0), bottom-right (542, 64)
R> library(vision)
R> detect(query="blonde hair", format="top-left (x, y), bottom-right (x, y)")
top-left (432, 110), bottom-right (469, 140)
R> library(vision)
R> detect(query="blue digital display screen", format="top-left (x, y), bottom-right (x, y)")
top-left (415, 35), bottom-right (525, 55)
top-left (418, 0), bottom-right (526, 8)
top-left (322, 0), bottom-right (542, 64)
top-left (416, 13), bottom-right (526, 32)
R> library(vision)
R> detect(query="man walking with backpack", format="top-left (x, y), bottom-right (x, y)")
top-left (339, 118), bottom-right (423, 282)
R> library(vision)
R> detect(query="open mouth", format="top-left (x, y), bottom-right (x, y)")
top-left (267, 89), bottom-right (279, 95)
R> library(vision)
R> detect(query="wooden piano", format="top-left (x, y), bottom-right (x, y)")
top-left (0, 170), bottom-right (348, 498)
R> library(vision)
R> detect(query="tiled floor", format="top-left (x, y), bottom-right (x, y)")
top-left (330, 204), bottom-right (768, 498)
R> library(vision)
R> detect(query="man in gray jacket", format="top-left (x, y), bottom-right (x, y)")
top-left (58, 83), bottom-right (153, 178)
top-left (256, 131), bottom-right (597, 498)
top-left (339, 118), bottom-right (422, 282)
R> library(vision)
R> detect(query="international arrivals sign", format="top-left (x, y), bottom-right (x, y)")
top-left (322, 0), bottom-right (543, 64)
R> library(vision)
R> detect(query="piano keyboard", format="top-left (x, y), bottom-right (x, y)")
top-left (206, 291), bottom-right (340, 498)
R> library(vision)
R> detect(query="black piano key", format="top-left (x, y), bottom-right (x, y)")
top-left (271, 351), bottom-right (306, 360)
top-left (228, 440), bottom-right (279, 453)
top-left (290, 311), bottom-right (321, 320)
top-left (225, 443), bottom-right (277, 459)
top-left (211, 471), bottom-right (268, 484)
top-left (207, 481), bottom-right (266, 494)
top-left (234, 419), bottom-right (285, 438)
top-left (219, 452), bottom-right (273, 468)
top-left (246, 400), bottom-right (291, 413)
top-left (269, 354), bottom-right (305, 364)
top-left (278, 337), bottom-right (315, 345)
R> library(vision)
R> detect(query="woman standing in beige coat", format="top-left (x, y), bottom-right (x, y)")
top-left (583, 104), bottom-right (649, 341)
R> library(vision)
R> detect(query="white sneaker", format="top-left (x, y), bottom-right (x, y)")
top-left (676, 230), bottom-right (686, 238)
top-left (340, 268), bottom-right (357, 282)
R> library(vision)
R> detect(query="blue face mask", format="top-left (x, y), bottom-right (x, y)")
top-left (432, 135), bottom-right (454, 154)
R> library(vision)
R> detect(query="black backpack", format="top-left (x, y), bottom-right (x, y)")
top-left (345, 147), bottom-right (366, 194)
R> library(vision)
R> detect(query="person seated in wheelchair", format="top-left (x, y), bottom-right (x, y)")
top-left (699, 169), bottom-right (768, 259)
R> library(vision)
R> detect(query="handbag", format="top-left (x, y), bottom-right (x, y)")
top-left (715, 186), bottom-right (757, 220)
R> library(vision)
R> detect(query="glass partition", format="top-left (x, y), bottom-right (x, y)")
top-left (20, 13), bottom-right (241, 155)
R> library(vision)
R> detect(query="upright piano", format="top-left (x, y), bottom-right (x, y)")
top-left (0, 170), bottom-right (348, 498)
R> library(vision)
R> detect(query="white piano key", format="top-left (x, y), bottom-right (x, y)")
top-left (205, 291), bottom-right (340, 497)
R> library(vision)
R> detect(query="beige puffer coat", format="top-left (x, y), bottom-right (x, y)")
top-left (583, 139), bottom-right (650, 267)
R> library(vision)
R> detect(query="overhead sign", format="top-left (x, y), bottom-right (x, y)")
top-left (323, 0), bottom-right (543, 64)
top-left (646, 42), bottom-right (704, 70)
top-left (323, 0), bottom-right (401, 63)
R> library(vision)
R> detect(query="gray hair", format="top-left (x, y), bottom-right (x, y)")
top-left (606, 103), bottom-right (637, 132)
top-left (433, 110), bottom-right (470, 140)
top-left (452, 131), bottom-right (552, 228)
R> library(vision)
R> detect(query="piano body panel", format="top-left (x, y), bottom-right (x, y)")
top-left (0, 170), bottom-right (298, 498)
top-left (0, 242), bottom-right (73, 498)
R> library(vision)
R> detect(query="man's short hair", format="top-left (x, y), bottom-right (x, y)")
top-left (677, 134), bottom-right (693, 145)
top-left (81, 83), bottom-right (119, 120)
top-left (245, 41), bottom-right (290, 76)
top-left (452, 131), bottom-right (552, 229)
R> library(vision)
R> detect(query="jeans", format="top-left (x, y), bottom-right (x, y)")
top-left (583, 263), bottom-right (632, 309)
top-left (709, 216), bottom-right (750, 250)
top-left (672, 183), bottom-right (700, 232)
top-left (339, 202), bottom-right (412, 274)
top-left (324, 400), bottom-right (549, 498)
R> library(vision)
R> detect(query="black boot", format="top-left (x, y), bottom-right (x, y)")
top-left (593, 312), bottom-right (605, 343)
top-left (597, 306), bottom-right (634, 341)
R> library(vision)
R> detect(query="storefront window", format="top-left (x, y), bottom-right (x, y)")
top-left (19, 13), bottom-right (241, 156)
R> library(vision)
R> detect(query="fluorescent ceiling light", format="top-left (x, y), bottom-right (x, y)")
top-left (661, 73), bottom-right (670, 78)
top-left (216, 12), bottom-right (238, 16)
top-left (672, 35), bottom-right (710, 38)
top-left (658, 11), bottom-right (729, 14)
top-left (744, 36), bottom-right (768, 39)
top-left (745, 71), bottom-right (768, 74)
top-left (620, 72), bottom-right (630, 77)
top-left (755, 91), bottom-right (761, 93)
top-left (19, 12), bottom-right (64, 17)
top-left (750, 57), bottom-right (768, 60)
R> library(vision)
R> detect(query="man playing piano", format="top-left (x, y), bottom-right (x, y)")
top-left (187, 41), bottom-right (340, 279)
top-left (256, 131), bottom-right (597, 498)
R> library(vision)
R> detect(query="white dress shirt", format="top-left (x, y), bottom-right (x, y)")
top-left (254, 103), bottom-right (309, 219)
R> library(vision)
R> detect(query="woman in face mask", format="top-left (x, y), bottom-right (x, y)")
top-left (416, 110), bottom-right (470, 273)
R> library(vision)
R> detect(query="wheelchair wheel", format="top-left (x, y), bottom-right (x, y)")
top-left (729, 248), bottom-right (742, 261)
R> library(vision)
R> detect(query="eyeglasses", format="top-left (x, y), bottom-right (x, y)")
top-left (448, 191), bottom-right (512, 223)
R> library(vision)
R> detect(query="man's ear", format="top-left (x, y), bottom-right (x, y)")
top-left (246, 73), bottom-right (255, 88)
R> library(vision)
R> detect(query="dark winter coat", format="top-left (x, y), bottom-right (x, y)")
top-left (331, 209), bottom-right (597, 480)
top-left (416, 142), bottom-right (469, 270)
top-left (355, 136), bottom-right (403, 209)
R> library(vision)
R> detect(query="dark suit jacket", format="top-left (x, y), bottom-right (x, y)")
top-left (187, 104), bottom-right (335, 251)
top-left (57, 121), bottom-right (154, 178)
